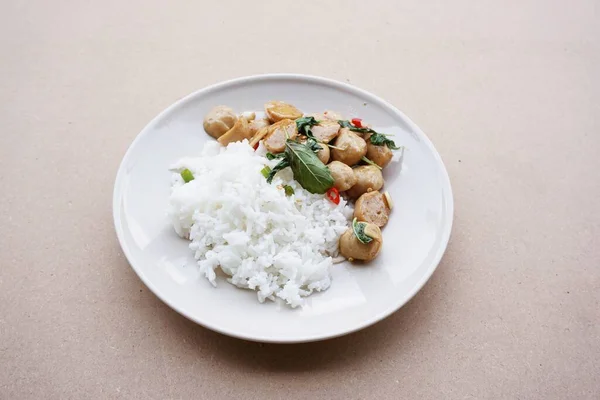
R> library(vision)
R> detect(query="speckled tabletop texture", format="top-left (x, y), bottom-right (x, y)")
top-left (1, 1), bottom-right (599, 399)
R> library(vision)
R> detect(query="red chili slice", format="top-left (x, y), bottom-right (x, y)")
top-left (253, 142), bottom-right (259, 150)
top-left (351, 118), bottom-right (363, 128)
top-left (326, 187), bottom-right (340, 205)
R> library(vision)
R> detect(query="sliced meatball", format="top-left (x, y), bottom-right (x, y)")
top-left (346, 165), bottom-right (384, 198)
top-left (331, 128), bottom-right (367, 166)
top-left (264, 101), bottom-right (303, 123)
top-left (263, 119), bottom-right (297, 153)
top-left (203, 106), bottom-right (237, 139)
top-left (311, 120), bottom-right (340, 143)
top-left (354, 190), bottom-right (390, 228)
top-left (366, 141), bottom-right (393, 168)
top-left (339, 223), bottom-right (383, 261)
top-left (328, 161), bottom-right (356, 191)
top-left (217, 117), bottom-right (252, 146)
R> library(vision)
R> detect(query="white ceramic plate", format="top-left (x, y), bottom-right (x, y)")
top-left (113, 74), bottom-right (453, 343)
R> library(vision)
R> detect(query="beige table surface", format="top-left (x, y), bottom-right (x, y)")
top-left (2, 1), bottom-right (599, 399)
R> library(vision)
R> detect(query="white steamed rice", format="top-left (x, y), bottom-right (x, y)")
top-left (167, 140), bottom-right (353, 307)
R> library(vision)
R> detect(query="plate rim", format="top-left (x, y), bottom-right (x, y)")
top-left (113, 73), bottom-right (454, 343)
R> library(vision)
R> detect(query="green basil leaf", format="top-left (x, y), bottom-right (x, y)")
top-left (266, 152), bottom-right (286, 160)
top-left (285, 140), bottom-right (334, 194)
top-left (338, 120), bottom-right (353, 129)
top-left (352, 217), bottom-right (373, 244)
top-left (369, 132), bottom-right (400, 150)
top-left (266, 158), bottom-right (290, 183)
top-left (305, 137), bottom-right (322, 153)
top-left (296, 116), bottom-right (320, 139)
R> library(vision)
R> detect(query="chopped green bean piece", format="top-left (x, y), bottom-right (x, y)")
top-left (180, 168), bottom-right (194, 183)
top-left (261, 166), bottom-right (271, 179)
top-left (283, 185), bottom-right (294, 196)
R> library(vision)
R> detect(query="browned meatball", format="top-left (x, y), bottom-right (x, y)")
top-left (203, 106), bottom-right (237, 139)
top-left (354, 190), bottom-right (390, 228)
top-left (263, 119), bottom-right (297, 153)
top-left (316, 143), bottom-right (330, 164)
top-left (339, 223), bottom-right (383, 261)
top-left (328, 161), bottom-right (356, 191)
top-left (311, 120), bottom-right (340, 143)
top-left (331, 128), bottom-right (367, 166)
top-left (346, 165), bottom-right (384, 198)
top-left (265, 101), bottom-right (303, 123)
top-left (366, 141), bottom-right (393, 168)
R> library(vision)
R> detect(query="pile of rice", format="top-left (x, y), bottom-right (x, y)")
top-left (168, 140), bottom-right (353, 307)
